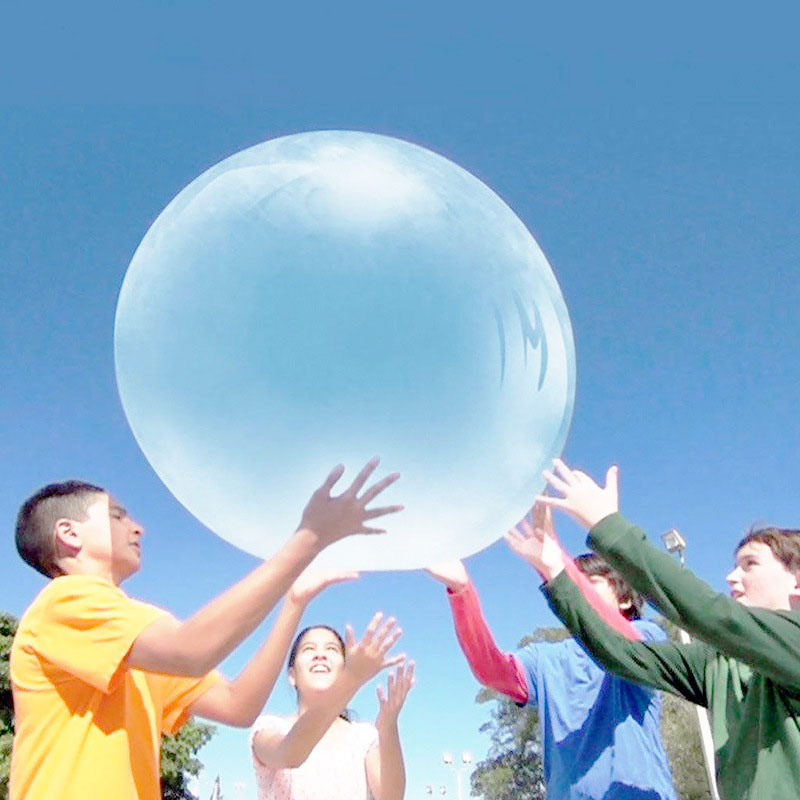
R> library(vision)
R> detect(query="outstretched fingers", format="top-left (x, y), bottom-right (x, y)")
top-left (344, 456), bottom-right (381, 498)
top-left (321, 463), bottom-right (346, 494)
top-left (359, 471), bottom-right (401, 505)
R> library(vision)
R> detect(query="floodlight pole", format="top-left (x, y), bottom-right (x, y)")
top-left (442, 751), bottom-right (472, 800)
top-left (660, 529), bottom-right (721, 800)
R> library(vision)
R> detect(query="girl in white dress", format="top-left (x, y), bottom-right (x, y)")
top-left (250, 569), bottom-right (415, 800)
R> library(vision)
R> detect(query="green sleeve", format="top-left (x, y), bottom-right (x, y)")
top-left (589, 513), bottom-right (800, 691)
top-left (543, 571), bottom-right (710, 705)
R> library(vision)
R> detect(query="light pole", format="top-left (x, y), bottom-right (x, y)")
top-left (424, 784), bottom-right (448, 797)
top-left (442, 750), bottom-right (472, 800)
top-left (660, 528), bottom-right (721, 800)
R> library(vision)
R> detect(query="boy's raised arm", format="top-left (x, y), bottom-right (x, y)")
top-left (189, 568), bottom-right (358, 726)
top-left (540, 459), bottom-right (800, 691)
top-left (543, 571), bottom-right (709, 705)
top-left (126, 458), bottom-right (401, 676)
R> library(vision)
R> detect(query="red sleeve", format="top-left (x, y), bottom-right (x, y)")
top-left (448, 581), bottom-right (529, 703)
top-left (560, 545), bottom-right (643, 641)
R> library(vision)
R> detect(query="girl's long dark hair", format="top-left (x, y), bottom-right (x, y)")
top-left (288, 625), bottom-right (351, 722)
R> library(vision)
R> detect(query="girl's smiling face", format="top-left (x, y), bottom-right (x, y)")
top-left (288, 627), bottom-right (346, 697)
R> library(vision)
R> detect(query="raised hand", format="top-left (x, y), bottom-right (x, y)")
top-left (375, 661), bottom-right (416, 732)
top-left (343, 613), bottom-right (405, 685)
top-left (425, 560), bottom-right (469, 592)
top-left (505, 501), bottom-right (566, 581)
top-left (537, 459), bottom-right (619, 530)
top-left (298, 457), bottom-right (403, 547)
top-left (287, 567), bottom-right (359, 606)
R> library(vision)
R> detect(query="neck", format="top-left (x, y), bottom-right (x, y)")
top-left (58, 557), bottom-right (119, 585)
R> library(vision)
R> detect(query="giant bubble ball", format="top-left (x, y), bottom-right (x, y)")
top-left (114, 131), bottom-right (575, 571)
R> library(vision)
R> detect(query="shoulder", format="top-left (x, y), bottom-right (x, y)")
top-left (250, 713), bottom-right (292, 746)
top-left (349, 720), bottom-right (379, 753)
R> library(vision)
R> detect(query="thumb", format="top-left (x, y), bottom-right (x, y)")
top-left (605, 465), bottom-right (619, 499)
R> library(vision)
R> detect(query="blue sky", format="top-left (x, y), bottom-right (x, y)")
top-left (2, 3), bottom-right (800, 798)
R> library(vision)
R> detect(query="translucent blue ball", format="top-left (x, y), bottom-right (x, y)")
top-left (115, 131), bottom-right (575, 571)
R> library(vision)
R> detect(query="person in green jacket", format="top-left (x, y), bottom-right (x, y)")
top-left (513, 458), bottom-right (800, 800)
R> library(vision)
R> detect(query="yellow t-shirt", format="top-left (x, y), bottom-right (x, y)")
top-left (10, 575), bottom-right (220, 800)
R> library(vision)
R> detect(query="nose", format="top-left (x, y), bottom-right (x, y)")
top-left (131, 517), bottom-right (145, 537)
top-left (726, 566), bottom-right (740, 586)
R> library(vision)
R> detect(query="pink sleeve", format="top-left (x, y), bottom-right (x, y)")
top-left (448, 581), bottom-right (529, 703)
top-left (560, 545), bottom-right (643, 641)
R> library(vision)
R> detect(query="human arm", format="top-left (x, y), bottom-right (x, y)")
top-left (426, 561), bottom-right (529, 702)
top-left (366, 661), bottom-right (415, 800)
top-left (506, 502), bottom-right (643, 641)
top-left (540, 460), bottom-right (800, 690)
top-left (543, 571), bottom-right (709, 704)
top-left (252, 613), bottom-right (405, 769)
top-left (126, 458), bottom-right (401, 676)
top-left (189, 569), bottom-right (357, 726)
top-left (588, 513), bottom-right (800, 690)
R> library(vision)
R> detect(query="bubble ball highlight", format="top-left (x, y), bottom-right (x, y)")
top-left (114, 131), bottom-right (575, 571)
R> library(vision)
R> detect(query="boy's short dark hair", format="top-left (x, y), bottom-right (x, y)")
top-left (16, 481), bottom-right (106, 579)
top-left (736, 527), bottom-right (800, 575)
top-left (574, 553), bottom-right (643, 620)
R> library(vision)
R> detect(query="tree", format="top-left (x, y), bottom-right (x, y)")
top-left (655, 617), bottom-right (712, 800)
top-left (0, 609), bottom-right (216, 800)
top-left (469, 627), bottom-right (569, 800)
top-left (470, 624), bottom-right (712, 800)
top-left (161, 719), bottom-right (217, 800)
top-left (0, 613), bottom-right (17, 800)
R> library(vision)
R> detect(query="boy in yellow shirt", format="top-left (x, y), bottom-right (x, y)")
top-left (10, 458), bottom-right (401, 800)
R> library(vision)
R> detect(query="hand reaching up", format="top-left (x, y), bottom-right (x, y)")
top-left (376, 661), bottom-right (416, 733)
top-left (505, 501), bottom-right (566, 582)
top-left (425, 560), bottom-right (469, 592)
top-left (537, 459), bottom-right (619, 530)
top-left (287, 568), bottom-right (360, 607)
top-left (343, 613), bottom-right (405, 686)
top-left (299, 457), bottom-right (403, 547)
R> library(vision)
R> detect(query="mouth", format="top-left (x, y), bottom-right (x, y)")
top-left (309, 664), bottom-right (330, 674)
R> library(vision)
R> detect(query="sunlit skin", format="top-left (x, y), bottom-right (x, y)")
top-left (726, 541), bottom-right (800, 611)
top-left (58, 494), bottom-right (145, 585)
top-left (288, 628), bottom-right (346, 704)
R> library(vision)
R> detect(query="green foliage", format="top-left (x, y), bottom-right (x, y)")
top-left (0, 609), bottom-right (216, 800)
top-left (0, 612), bottom-right (18, 800)
top-left (161, 719), bottom-right (216, 800)
top-left (655, 617), bottom-right (712, 800)
top-left (660, 692), bottom-right (711, 800)
top-left (469, 626), bottom-right (568, 800)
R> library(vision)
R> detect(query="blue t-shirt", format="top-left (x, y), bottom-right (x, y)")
top-left (517, 619), bottom-right (678, 800)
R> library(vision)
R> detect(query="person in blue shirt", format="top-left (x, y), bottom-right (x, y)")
top-left (427, 504), bottom-right (678, 800)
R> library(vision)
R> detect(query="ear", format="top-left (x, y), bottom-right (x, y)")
top-left (618, 597), bottom-right (633, 612)
top-left (54, 518), bottom-right (83, 558)
top-left (789, 573), bottom-right (800, 605)
top-left (287, 668), bottom-right (297, 689)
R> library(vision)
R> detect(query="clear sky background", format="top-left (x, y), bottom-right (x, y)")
top-left (2, 3), bottom-right (800, 798)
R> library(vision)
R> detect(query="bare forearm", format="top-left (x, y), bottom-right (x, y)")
top-left (275, 673), bottom-right (362, 767)
top-left (130, 528), bottom-right (322, 675)
top-left (200, 599), bottom-right (306, 725)
top-left (375, 724), bottom-right (406, 800)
